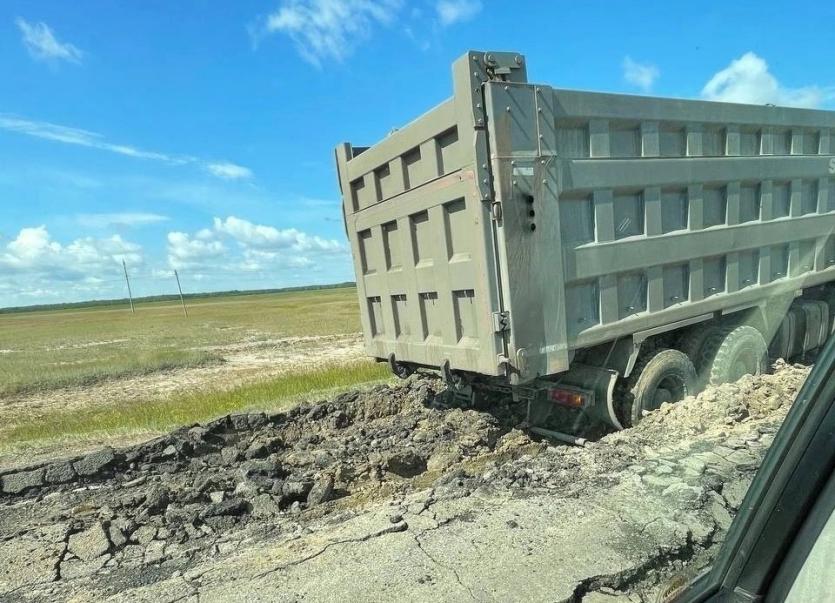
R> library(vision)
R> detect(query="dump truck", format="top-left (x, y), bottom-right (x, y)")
top-left (334, 50), bottom-right (835, 430)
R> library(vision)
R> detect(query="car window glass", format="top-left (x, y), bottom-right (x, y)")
top-left (784, 505), bottom-right (835, 602)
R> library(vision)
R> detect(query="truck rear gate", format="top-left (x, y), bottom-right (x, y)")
top-left (336, 50), bottom-right (835, 427)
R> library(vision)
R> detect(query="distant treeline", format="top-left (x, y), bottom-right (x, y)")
top-left (0, 282), bottom-right (357, 314)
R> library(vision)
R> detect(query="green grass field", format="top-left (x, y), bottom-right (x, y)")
top-left (0, 287), bottom-right (390, 452)
top-left (3, 361), bottom-right (388, 446)
top-left (0, 287), bottom-right (362, 396)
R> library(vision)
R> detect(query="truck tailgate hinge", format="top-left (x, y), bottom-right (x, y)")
top-left (492, 311), bottom-right (510, 333)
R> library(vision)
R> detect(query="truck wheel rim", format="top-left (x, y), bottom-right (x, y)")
top-left (648, 375), bottom-right (687, 411)
top-left (730, 351), bottom-right (759, 381)
top-left (652, 388), bottom-right (673, 408)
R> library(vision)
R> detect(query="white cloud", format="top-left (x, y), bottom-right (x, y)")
top-left (16, 18), bottom-right (83, 64)
top-left (0, 226), bottom-right (143, 277)
top-left (206, 162), bottom-right (253, 180)
top-left (436, 0), bottom-right (481, 26)
top-left (213, 216), bottom-right (344, 253)
top-left (166, 231), bottom-right (226, 270)
top-left (258, 0), bottom-right (402, 67)
top-left (0, 114), bottom-right (253, 179)
top-left (702, 52), bottom-right (835, 108)
top-left (0, 114), bottom-right (190, 164)
top-left (167, 215), bottom-right (347, 273)
top-left (76, 212), bottom-right (170, 228)
top-left (623, 56), bottom-right (659, 92)
top-left (0, 114), bottom-right (190, 165)
top-left (0, 219), bottom-right (351, 307)
top-left (6, 226), bottom-right (60, 262)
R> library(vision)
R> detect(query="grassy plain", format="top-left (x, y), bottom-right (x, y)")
top-left (0, 287), bottom-right (390, 454)
top-left (0, 287), bottom-right (362, 395)
top-left (3, 361), bottom-right (387, 445)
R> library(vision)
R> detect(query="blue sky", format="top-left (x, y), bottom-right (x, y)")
top-left (1, 0), bottom-right (833, 307)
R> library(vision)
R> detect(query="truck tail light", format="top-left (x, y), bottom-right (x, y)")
top-left (547, 387), bottom-right (589, 409)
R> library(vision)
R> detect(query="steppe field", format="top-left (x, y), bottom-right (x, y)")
top-left (0, 286), bottom-right (388, 467)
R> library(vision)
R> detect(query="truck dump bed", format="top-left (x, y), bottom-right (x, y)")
top-left (336, 50), bottom-right (835, 385)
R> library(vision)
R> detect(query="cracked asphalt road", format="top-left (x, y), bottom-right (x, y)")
top-left (34, 486), bottom-right (710, 602)
top-left (0, 363), bottom-right (807, 602)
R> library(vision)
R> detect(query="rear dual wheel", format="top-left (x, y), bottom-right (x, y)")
top-left (682, 325), bottom-right (769, 386)
top-left (619, 349), bottom-right (698, 427)
top-left (707, 325), bottom-right (769, 385)
top-left (620, 325), bottom-right (769, 427)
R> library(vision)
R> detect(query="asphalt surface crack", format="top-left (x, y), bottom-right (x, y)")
top-left (562, 525), bottom-right (718, 603)
top-left (250, 520), bottom-right (409, 581)
top-left (412, 532), bottom-right (478, 601)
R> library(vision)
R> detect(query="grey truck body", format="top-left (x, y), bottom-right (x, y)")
top-left (335, 50), bottom-right (835, 396)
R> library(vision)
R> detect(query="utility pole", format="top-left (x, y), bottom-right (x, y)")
top-left (122, 259), bottom-right (135, 314)
top-left (174, 269), bottom-right (188, 318)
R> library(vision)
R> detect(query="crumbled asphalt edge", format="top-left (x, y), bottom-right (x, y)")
top-left (0, 361), bottom-right (810, 601)
top-left (0, 378), bottom-right (532, 598)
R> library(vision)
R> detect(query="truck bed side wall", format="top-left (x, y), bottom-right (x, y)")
top-left (485, 80), bottom-right (835, 382)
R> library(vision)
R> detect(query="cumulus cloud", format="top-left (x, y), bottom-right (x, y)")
top-left (167, 215), bottom-right (347, 273)
top-left (0, 114), bottom-right (253, 179)
top-left (0, 226), bottom-right (143, 277)
top-left (436, 0), bottom-right (482, 26)
top-left (0, 219), bottom-right (351, 307)
top-left (16, 18), bottom-right (83, 64)
top-left (256, 0), bottom-right (402, 66)
top-left (0, 227), bottom-right (145, 307)
top-left (166, 231), bottom-right (226, 270)
top-left (206, 162), bottom-right (253, 180)
top-left (702, 52), bottom-right (835, 108)
top-left (76, 212), bottom-right (170, 228)
top-left (213, 216), bottom-right (343, 253)
top-left (623, 57), bottom-right (659, 92)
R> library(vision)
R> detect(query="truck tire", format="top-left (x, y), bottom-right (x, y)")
top-left (620, 349), bottom-right (698, 427)
top-left (679, 324), bottom-right (725, 381)
top-left (704, 325), bottom-right (769, 386)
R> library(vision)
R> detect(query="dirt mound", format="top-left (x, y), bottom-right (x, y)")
top-left (0, 363), bottom-right (809, 600)
top-left (0, 377), bottom-right (534, 595)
